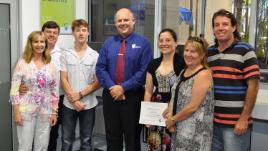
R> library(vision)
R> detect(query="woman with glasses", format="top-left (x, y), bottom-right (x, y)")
top-left (164, 37), bottom-right (214, 151)
top-left (143, 28), bottom-right (185, 151)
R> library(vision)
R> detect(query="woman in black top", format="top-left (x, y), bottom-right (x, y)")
top-left (143, 28), bottom-right (184, 151)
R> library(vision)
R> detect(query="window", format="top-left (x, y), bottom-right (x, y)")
top-left (233, 0), bottom-right (251, 42)
top-left (89, 0), bottom-right (155, 51)
top-left (161, 0), bottom-right (199, 44)
top-left (255, 0), bottom-right (268, 82)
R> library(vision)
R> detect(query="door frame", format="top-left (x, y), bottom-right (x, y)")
top-left (0, 0), bottom-right (20, 150)
top-left (0, 0), bottom-right (20, 67)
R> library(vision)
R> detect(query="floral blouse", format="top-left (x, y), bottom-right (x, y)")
top-left (10, 59), bottom-right (59, 115)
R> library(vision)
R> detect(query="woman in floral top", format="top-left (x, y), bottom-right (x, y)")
top-left (10, 31), bottom-right (59, 151)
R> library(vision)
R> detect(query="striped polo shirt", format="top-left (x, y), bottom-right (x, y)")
top-left (207, 41), bottom-right (260, 128)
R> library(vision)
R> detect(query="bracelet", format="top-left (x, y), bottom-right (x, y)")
top-left (79, 91), bottom-right (83, 99)
top-left (171, 116), bottom-right (176, 123)
top-left (52, 109), bottom-right (58, 113)
top-left (52, 110), bottom-right (58, 116)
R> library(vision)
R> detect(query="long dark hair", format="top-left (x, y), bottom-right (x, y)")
top-left (212, 9), bottom-right (241, 45)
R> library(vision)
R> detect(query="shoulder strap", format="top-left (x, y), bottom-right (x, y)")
top-left (172, 67), bottom-right (206, 115)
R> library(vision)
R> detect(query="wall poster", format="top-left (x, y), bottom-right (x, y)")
top-left (40, 0), bottom-right (75, 34)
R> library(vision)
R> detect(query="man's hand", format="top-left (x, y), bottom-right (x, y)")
top-left (115, 94), bottom-right (126, 100)
top-left (234, 118), bottom-right (249, 135)
top-left (72, 101), bottom-right (86, 112)
top-left (66, 91), bottom-right (80, 103)
top-left (19, 83), bottom-right (28, 95)
top-left (109, 85), bottom-right (125, 100)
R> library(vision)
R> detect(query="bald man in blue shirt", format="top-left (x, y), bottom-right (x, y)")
top-left (96, 8), bottom-right (153, 151)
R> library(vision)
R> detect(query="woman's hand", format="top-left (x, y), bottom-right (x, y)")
top-left (14, 112), bottom-right (23, 126)
top-left (19, 82), bottom-right (28, 95)
top-left (49, 114), bottom-right (58, 126)
top-left (168, 126), bottom-right (176, 133)
top-left (145, 124), bottom-right (156, 129)
top-left (162, 108), bottom-right (172, 119)
top-left (165, 117), bottom-right (175, 129)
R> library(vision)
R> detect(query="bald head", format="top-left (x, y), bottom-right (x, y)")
top-left (115, 8), bottom-right (134, 21)
top-left (114, 8), bottom-right (135, 38)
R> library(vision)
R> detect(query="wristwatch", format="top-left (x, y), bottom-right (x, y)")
top-left (79, 91), bottom-right (83, 99)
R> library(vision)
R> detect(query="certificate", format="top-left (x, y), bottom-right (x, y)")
top-left (139, 102), bottom-right (168, 127)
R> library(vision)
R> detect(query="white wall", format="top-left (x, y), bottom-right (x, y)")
top-left (20, 0), bottom-right (88, 51)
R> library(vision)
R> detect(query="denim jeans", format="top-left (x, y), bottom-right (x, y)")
top-left (61, 105), bottom-right (95, 151)
top-left (212, 125), bottom-right (251, 151)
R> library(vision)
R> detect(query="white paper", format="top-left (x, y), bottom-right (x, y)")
top-left (139, 101), bottom-right (168, 127)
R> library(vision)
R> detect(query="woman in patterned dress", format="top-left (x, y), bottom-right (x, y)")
top-left (164, 37), bottom-right (214, 151)
top-left (143, 28), bottom-right (185, 151)
top-left (10, 31), bottom-right (59, 151)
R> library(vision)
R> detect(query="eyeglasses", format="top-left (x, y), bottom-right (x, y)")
top-left (218, 10), bottom-right (233, 17)
top-left (188, 36), bottom-right (204, 47)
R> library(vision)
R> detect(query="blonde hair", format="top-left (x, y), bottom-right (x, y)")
top-left (22, 31), bottom-right (51, 64)
top-left (185, 37), bottom-right (209, 68)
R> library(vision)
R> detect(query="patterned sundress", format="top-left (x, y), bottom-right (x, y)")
top-left (171, 68), bottom-right (214, 151)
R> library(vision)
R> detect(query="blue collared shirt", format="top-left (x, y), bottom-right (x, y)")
top-left (96, 32), bottom-right (153, 92)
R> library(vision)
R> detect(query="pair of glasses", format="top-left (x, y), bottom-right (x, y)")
top-left (218, 9), bottom-right (233, 17)
top-left (188, 36), bottom-right (204, 47)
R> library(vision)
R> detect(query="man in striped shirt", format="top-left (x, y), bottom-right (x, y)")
top-left (208, 9), bottom-right (260, 151)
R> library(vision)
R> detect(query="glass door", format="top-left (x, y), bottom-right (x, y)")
top-left (0, 3), bottom-right (12, 151)
top-left (0, 0), bottom-right (20, 150)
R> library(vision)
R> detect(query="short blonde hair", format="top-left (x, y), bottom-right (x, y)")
top-left (185, 37), bottom-right (209, 68)
top-left (22, 31), bottom-right (51, 64)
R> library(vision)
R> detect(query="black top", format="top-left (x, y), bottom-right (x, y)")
top-left (146, 52), bottom-right (185, 87)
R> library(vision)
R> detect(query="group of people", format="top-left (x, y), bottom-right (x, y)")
top-left (11, 19), bottom-right (100, 151)
top-left (9, 7), bottom-right (259, 151)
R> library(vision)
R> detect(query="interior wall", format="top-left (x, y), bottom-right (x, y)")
top-left (204, 0), bottom-right (233, 44)
top-left (19, 0), bottom-right (88, 52)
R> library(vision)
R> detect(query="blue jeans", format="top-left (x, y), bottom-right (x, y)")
top-left (212, 125), bottom-right (251, 151)
top-left (61, 105), bottom-right (95, 151)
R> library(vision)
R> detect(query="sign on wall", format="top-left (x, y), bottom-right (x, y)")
top-left (40, 0), bottom-right (75, 34)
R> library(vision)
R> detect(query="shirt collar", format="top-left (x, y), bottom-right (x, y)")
top-left (215, 39), bottom-right (239, 53)
top-left (67, 45), bottom-right (95, 60)
top-left (117, 32), bottom-right (135, 43)
top-left (50, 44), bottom-right (61, 54)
